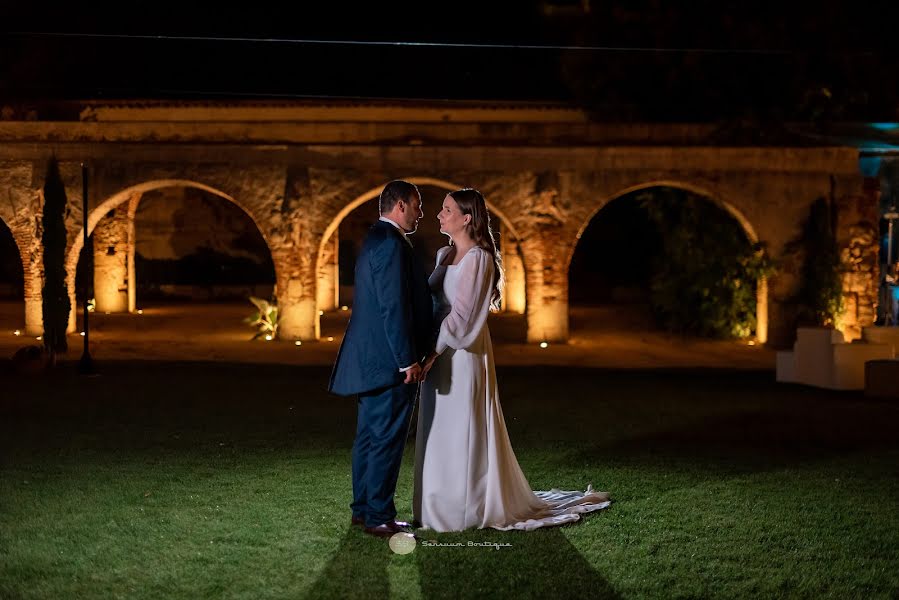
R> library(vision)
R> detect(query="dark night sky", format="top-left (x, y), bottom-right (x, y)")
top-left (2, 2), bottom-right (899, 120)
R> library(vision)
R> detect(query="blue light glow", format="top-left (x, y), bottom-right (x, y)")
top-left (859, 156), bottom-right (883, 178)
top-left (870, 122), bottom-right (899, 131)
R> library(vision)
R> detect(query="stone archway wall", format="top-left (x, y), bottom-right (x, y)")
top-left (562, 179), bottom-right (765, 342)
top-left (0, 160), bottom-right (51, 334)
top-left (64, 163), bottom-right (286, 334)
top-left (471, 161), bottom-right (866, 347)
top-left (302, 172), bottom-right (525, 338)
top-left (0, 108), bottom-right (875, 348)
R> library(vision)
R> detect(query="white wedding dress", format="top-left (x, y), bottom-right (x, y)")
top-left (413, 246), bottom-right (611, 532)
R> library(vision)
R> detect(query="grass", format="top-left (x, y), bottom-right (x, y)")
top-left (0, 361), bottom-right (897, 599)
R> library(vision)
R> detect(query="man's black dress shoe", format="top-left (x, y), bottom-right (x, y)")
top-left (362, 520), bottom-right (414, 538)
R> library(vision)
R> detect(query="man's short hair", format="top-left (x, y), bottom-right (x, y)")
top-left (379, 180), bottom-right (420, 215)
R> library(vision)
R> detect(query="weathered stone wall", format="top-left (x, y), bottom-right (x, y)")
top-left (834, 176), bottom-right (881, 340)
top-left (316, 232), bottom-right (338, 312)
top-left (0, 104), bottom-right (875, 348)
top-left (92, 206), bottom-right (130, 313)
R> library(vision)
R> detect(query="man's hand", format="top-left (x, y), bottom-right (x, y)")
top-left (420, 352), bottom-right (439, 382)
top-left (404, 363), bottom-right (423, 384)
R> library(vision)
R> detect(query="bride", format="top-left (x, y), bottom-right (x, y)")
top-left (412, 188), bottom-right (611, 532)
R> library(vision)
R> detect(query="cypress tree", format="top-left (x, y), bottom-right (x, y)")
top-left (41, 157), bottom-right (70, 359)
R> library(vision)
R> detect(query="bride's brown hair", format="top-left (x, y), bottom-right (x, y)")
top-left (448, 188), bottom-right (504, 312)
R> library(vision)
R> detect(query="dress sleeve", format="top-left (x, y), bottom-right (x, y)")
top-left (434, 246), bottom-right (452, 267)
top-left (435, 248), bottom-right (494, 354)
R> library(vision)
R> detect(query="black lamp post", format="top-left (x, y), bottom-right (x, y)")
top-left (78, 163), bottom-right (97, 375)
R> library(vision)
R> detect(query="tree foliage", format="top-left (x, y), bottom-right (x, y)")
top-left (41, 156), bottom-right (71, 356)
top-left (788, 198), bottom-right (844, 327)
top-left (642, 188), bottom-right (773, 339)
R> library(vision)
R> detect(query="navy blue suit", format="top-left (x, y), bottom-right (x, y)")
top-left (328, 220), bottom-right (433, 527)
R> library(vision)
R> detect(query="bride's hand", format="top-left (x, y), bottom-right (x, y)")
top-left (420, 352), bottom-right (439, 381)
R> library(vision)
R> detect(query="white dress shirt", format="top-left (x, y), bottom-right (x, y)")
top-left (378, 216), bottom-right (413, 246)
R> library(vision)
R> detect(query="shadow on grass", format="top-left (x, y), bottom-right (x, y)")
top-left (304, 528), bottom-right (391, 599)
top-left (562, 394), bottom-right (899, 486)
top-left (305, 526), bottom-right (620, 599)
top-left (414, 526), bottom-right (620, 599)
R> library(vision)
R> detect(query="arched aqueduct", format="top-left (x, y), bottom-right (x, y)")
top-left (0, 101), bottom-right (881, 347)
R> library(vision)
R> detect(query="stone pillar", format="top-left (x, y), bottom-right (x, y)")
top-left (3, 185), bottom-right (46, 336)
top-left (519, 231), bottom-right (571, 342)
top-left (316, 231), bottom-right (339, 312)
top-left (273, 248), bottom-right (319, 341)
top-left (127, 194), bottom-right (140, 313)
top-left (92, 208), bottom-right (131, 313)
top-left (11, 226), bottom-right (43, 336)
top-left (502, 241), bottom-right (526, 314)
top-left (755, 276), bottom-right (769, 345)
top-left (835, 177), bottom-right (881, 341)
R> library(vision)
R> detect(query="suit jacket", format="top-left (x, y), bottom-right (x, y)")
top-left (328, 220), bottom-right (434, 396)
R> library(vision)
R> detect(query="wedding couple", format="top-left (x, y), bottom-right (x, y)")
top-left (329, 180), bottom-right (610, 538)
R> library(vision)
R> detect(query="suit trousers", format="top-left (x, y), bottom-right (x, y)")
top-left (351, 381), bottom-right (418, 527)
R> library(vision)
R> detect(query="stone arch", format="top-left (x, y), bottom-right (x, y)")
top-left (314, 176), bottom-right (526, 323)
top-left (571, 180), bottom-right (759, 257)
top-left (568, 180), bottom-right (768, 342)
top-left (0, 213), bottom-right (25, 306)
top-left (0, 206), bottom-right (42, 335)
top-left (318, 176), bottom-right (522, 254)
top-left (64, 179), bottom-right (276, 331)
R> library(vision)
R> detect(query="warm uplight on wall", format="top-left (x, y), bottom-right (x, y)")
top-left (319, 310), bottom-right (324, 316)
top-left (539, 341), bottom-right (548, 349)
top-left (137, 309), bottom-right (143, 315)
top-left (80, 332), bottom-right (85, 336)
top-left (295, 340), bottom-right (302, 346)
top-left (264, 335), bottom-right (273, 341)
top-left (341, 305), bottom-right (348, 311)
top-left (13, 330), bottom-right (21, 336)
top-left (747, 340), bottom-right (756, 346)
top-left (327, 336), bottom-right (334, 342)
top-left (36, 336), bottom-right (42, 341)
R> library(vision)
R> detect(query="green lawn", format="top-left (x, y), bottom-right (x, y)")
top-left (1, 361), bottom-right (897, 599)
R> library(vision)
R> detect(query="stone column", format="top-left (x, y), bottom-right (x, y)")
top-left (126, 194), bottom-right (140, 313)
top-left (755, 276), bottom-right (769, 345)
top-left (502, 241), bottom-right (526, 314)
top-left (835, 177), bottom-right (881, 341)
top-left (519, 230), bottom-right (571, 342)
top-left (273, 247), bottom-right (319, 341)
top-left (92, 208), bottom-right (131, 313)
top-left (316, 231), bottom-right (339, 312)
top-left (11, 224), bottom-right (43, 336)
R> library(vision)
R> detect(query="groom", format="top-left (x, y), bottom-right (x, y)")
top-left (328, 180), bottom-right (434, 538)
